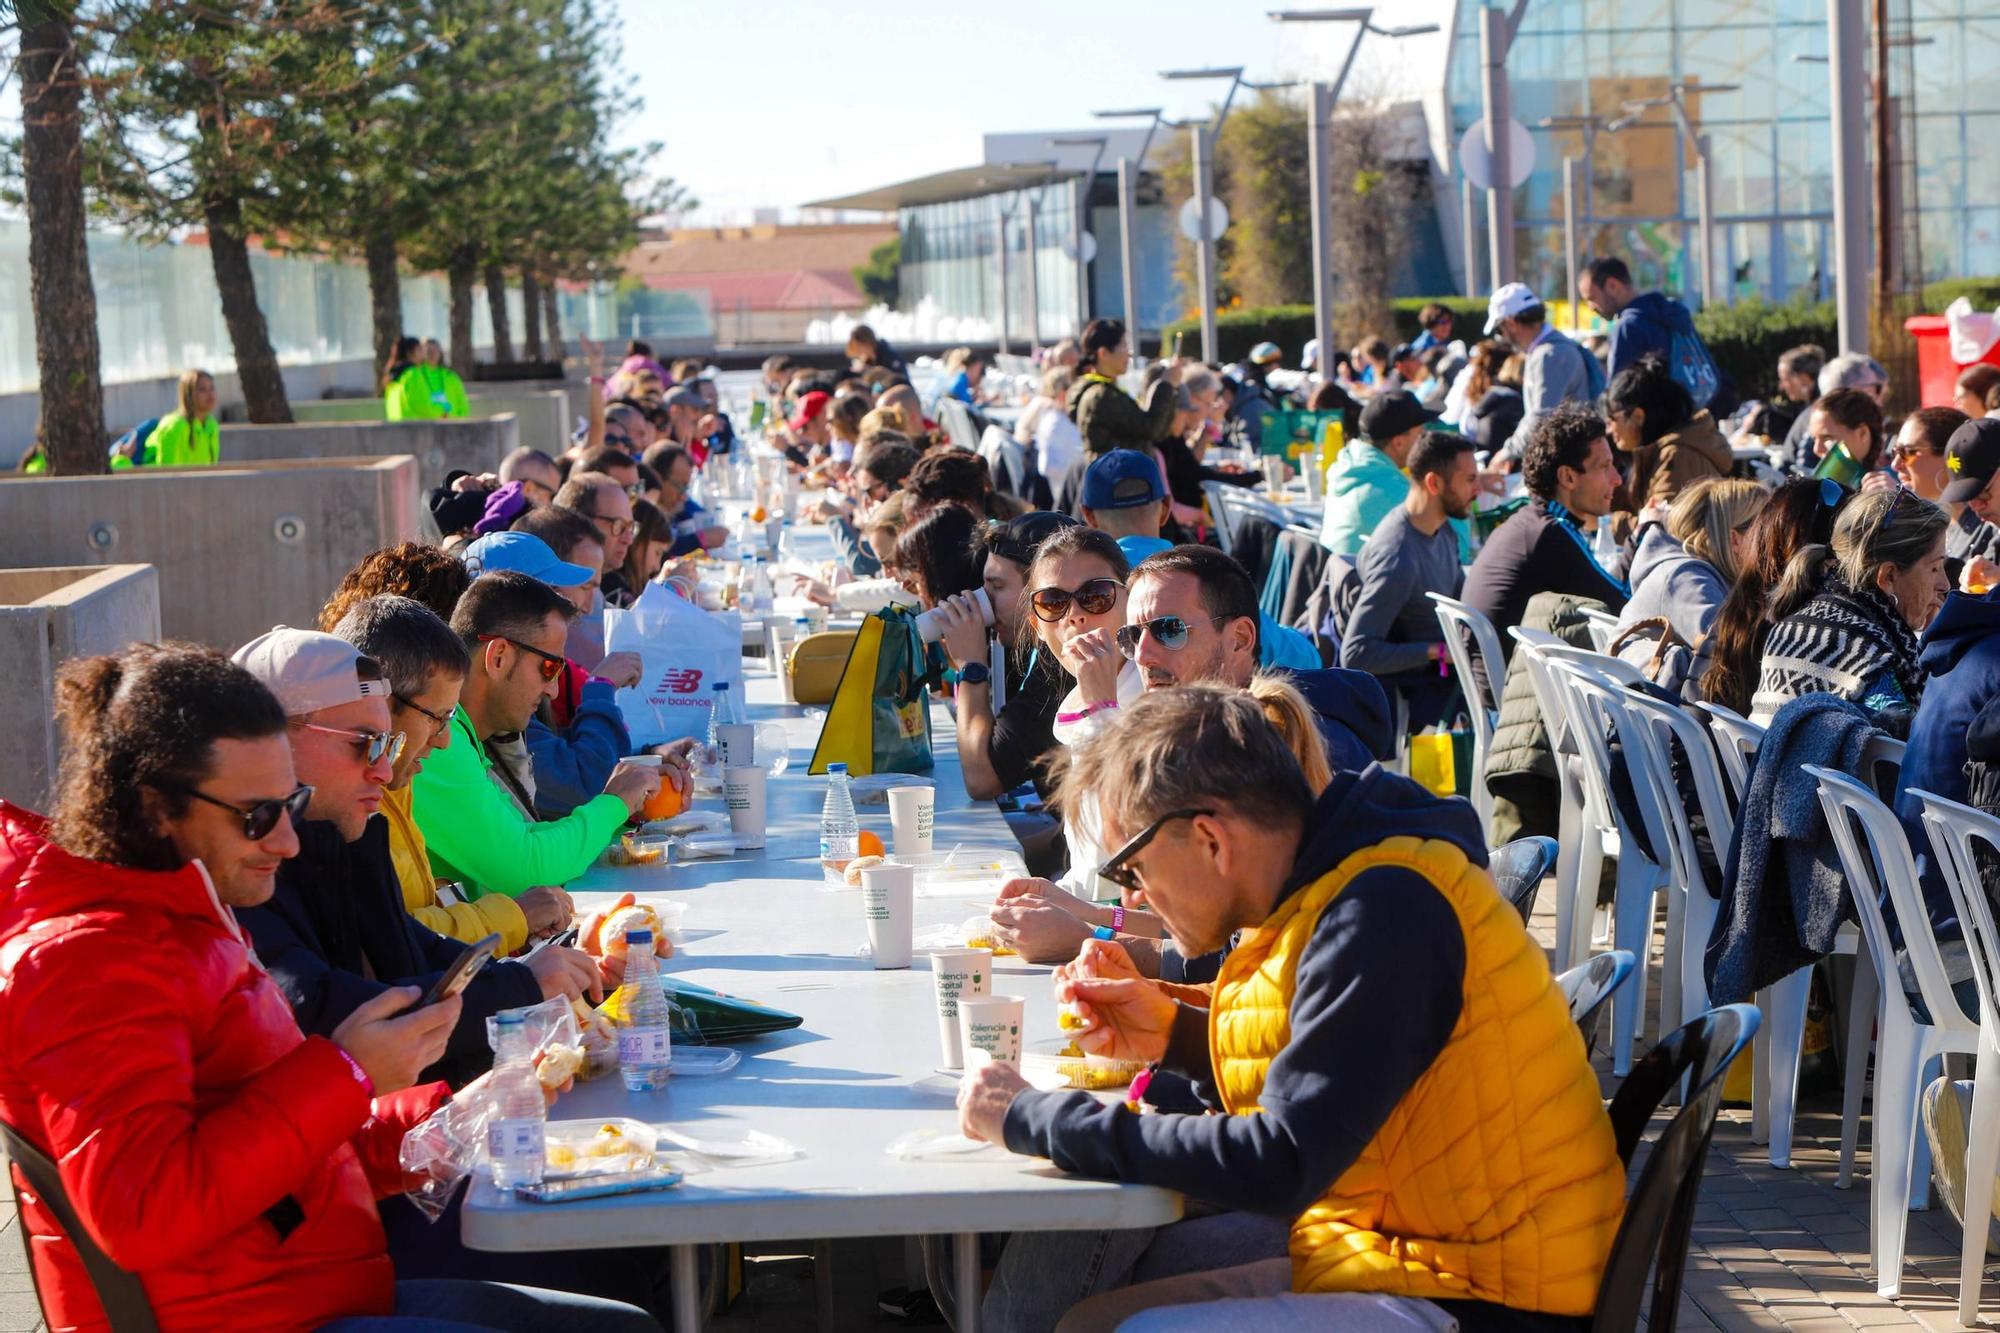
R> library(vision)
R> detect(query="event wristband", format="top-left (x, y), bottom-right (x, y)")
top-left (1091, 925), bottom-right (1116, 941)
top-left (1111, 906), bottom-right (1126, 932)
top-left (1056, 699), bottom-right (1120, 725)
top-left (334, 1046), bottom-right (375, 1098)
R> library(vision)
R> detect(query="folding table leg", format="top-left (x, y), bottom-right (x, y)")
top-left (953, 1233), bottom-right (982, 1333)
top-left (671, 1244), bottom-right (703, 1333)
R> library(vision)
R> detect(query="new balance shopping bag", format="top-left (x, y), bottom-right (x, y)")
top-left (604, 581), bottom-right (742, 746)
top-left (808, 606), bottom-right (934, 776)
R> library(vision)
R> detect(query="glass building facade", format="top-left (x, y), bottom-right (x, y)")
top-left (1444, 0), bottom-right (2000, 305)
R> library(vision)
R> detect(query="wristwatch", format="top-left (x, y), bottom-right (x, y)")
top-left (958, 659), bottom-right (991, 686)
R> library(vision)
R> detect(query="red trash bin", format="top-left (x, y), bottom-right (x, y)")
top-left (1907, 314), bottom-right (2000, 408)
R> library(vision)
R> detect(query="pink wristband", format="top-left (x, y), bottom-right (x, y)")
top-left (1056, 699), bottom-right (1120, 725)
top-left (1111, 905), bottom-right (1126, 931)
top-left (335, 1046), bottom-right (374, 1098)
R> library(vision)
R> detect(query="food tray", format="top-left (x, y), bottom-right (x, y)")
top-left (544, 1118), bottom-right (657, 1179)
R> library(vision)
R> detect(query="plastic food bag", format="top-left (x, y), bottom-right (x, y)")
top-left (912, 917), bottom-right (1019, 957)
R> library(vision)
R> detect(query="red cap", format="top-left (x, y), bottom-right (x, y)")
top-left (788, 390), bottom-right (832, 432)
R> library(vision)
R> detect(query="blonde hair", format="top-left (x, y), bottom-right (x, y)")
top-left (1248, 674), bottom-right (1333, 792)
top-left (942, 347), bottom-right (971, 373)
top-left (860, 405), bottom-right (909, 442)
top-left (177, 368), bottom-right (214, 422)
top-left (1041, 366), bottom-right (1074, 400)
top-left (1667, 478), bottom-right (1768, 585)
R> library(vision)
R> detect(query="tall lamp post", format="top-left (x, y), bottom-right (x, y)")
top-left (1049, 134), bottom-right (1109, 338)
top-left (1536, 114), bottom-right (1608, 320)
top-left (1476, 0), bottom-right (1532, 286)
top-left (1160, 65), bottom-right (1246, 360)
top-left (1271, 9), bottom-right (1439, 381)
top-left (1092, 107), bottom-right (1167, 353)
top-left (1611, 82), bottom-right (1738, 308)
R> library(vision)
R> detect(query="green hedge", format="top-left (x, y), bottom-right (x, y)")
top-left (1923, 278), bottom-right (2000, 313)
top-left (1163, 298), bottom-right (1490, 366)
top-left (1692, 299), bottom-right (1839, 403)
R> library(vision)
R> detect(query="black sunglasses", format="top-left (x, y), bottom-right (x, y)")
top-left (184, 784), bottom-right (314, 840)
top-left (394, 692), bottom-right (453, 741)
top-left (1029, 577), bottom-right (1123, 622)
top-left (478, 633), bottom-right (566, 682)
top-left (1096, 808), bottom-right (1215, 894)
top-left (1114, 614), bottom-right (1228, 659)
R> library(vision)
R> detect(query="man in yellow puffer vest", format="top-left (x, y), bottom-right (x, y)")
top-left (959, 685), bottom-right (1627, 1332)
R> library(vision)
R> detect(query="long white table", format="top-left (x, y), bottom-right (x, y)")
top-left (460, 664), bottom-right (1182, 1332)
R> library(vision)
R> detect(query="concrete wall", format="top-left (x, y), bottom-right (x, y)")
top-left (218, 415), bottom-right (519, 493)
top-left (290, 389), bottom-right (570, 454)
top-left (0, 564), bottom-right (161, 811)
top-left (0, 456), bottom-right (421, 651)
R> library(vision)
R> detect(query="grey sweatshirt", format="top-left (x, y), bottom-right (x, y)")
top-left (1342, 506), bottom-right (1464, 677)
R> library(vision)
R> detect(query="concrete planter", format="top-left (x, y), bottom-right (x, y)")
top-left (291, 390), bottom-right (568, 453)
top-left (218, 415), bottom-right (519, 492)
top-left (0, 564), bottom-right (160, 812)
top-left (0, 455), bottom-right (421, 652)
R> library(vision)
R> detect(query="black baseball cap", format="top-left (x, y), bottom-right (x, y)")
top-left (1359, 389), bottom-right (1441, 442)
top-left (1943, 418), bottom-right (2000, 504)
top-left (986, 510), bottom-right (1079, 566)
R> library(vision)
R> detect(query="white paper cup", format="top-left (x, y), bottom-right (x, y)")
top-left (931, 948), bottom-right (992, 1070)
top-left (957, 994), bottom-right (1024, 1066)
top-left (861, 862), bottom-right (915, 969)
top-left (771, 625), bottom-right (798, 701)
top-left (723, 765), bottom-right (767, 849)
top-left (717, 723), bottom-right (756, 770)
top-left (887, 786), bottom-right (935, 857)
top-left (913, 587), bottom-right (993, 645)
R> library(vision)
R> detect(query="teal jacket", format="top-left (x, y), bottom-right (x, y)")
top-left (410, 707), bottom-right (628, 898)
top-left (1318, 439), bottom-right (1472, 562)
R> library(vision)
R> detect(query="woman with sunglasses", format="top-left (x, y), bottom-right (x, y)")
top-left (1752, 485), bottom-right (1949, 729)
top-left (0, 645), bottom-right (656, 1329)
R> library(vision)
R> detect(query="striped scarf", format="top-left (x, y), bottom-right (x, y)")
top-left (1753, 576), bottom-right (1924, 719)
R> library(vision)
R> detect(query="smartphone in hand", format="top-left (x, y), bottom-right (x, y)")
top-left (420, 933), bottom-right (502, 1008)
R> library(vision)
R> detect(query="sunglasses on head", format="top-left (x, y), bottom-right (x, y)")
top-left (1028, 577), bottom-right (1123, 622)
top-left (294, 722), bottom-right (407, 768)
top-left (1113, 614), bottom-right (1228, 659)
top-left (477, 633), bottom-right (566, 682)
top-left (1096, 808), bottom-right (1214, 894)
top-left (184, 784), bottom-right (315, 841)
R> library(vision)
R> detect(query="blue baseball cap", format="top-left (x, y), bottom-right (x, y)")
top-left (1082, 449), bottom-right (1166, 511)
top-left (462, 531), bottom-right (595, 588)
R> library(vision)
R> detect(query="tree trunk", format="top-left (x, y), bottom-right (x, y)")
top-left (203, 193), bottom-right (292, 423)
top-left (542, 279), bottom-right (563, 362)
top-left (448, 250), bottom-right (476, 376)
top-left (19, 14), bottom-right (108, 475)
top-left (521, 268), bottom-right (543, 361)
top-left (484, 263), bottom-right (514, 362)
top-left (363, 217), bottom-right (402, 387)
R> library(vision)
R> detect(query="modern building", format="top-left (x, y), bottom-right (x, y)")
top-left (805, 128), bottom-right (1177, 349)
top-left (1429, 0), bottom-right (2000, 306)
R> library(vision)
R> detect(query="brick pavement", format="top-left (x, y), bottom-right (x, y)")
top-left (3, 889), bottom-right (1997, 1331)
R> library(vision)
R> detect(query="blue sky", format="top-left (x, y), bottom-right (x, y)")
top-left (611, 0), bottom-right (1451, 223)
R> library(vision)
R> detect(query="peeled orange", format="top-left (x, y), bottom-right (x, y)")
top-left (856, 830), bottom-right (885, 858)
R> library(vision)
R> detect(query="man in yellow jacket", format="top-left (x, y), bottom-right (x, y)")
top-left (959, 685), bottom-right (1627, 1331)
top-left (328, 592), bottom-right (573, 951)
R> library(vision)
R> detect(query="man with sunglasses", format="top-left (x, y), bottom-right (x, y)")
top-left (555, 470), bottom-right (638, 606)
top-left (960, 687), bottom-right (1624, 1330)
top-left (412, 571), bottom-right (662, 904)
top-left (500, 446), bottom-right (563, 510)
top-left (231, 628), bottom-right (582, 1087)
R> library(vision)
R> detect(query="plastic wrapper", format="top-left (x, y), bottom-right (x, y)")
top-left (912, 917), bottom-right (1019, 957)
top-left (399, 997), bottom-right (583, 1222)
top-left (673, 833), bottom-right (740, 860)
top-left (885, 1127), bottom-right (994, 1160)
top-left (1020, 1037), bottom-right (1145, 1092)
top-left (638, 809), bottom-right (730, 838)
top-left (847, 773), bottom-right (935, 806)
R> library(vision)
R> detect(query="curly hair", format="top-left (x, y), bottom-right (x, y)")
top-left (905, 449), bottom-right (992, 516)
top-left (1520, 402), bottom-right (1610, 502)
top-left (49, 643), bottom-right (288, 871)
top-left (319, 542), bottom-right (471, 630)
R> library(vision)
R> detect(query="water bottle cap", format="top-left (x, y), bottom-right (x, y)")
top-left (625, 927), bottom-right (654, 945)
top-left (828, 762), bottom-right (849, 774)
top-left (713, 681), bottom-right (729, 691)
top-left (495, 1011), bottom-right (525, 1026)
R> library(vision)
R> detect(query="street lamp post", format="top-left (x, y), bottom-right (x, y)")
top-left (1474, 0), bottom-right (1531, 287)
top-left (1270, 10), bottom-right (1439, 380)
top-left (1161, 66), bottom-right (1246, 360)
top-left (1537, 113), bottom-right (1608, 313)
top-left (1092, 108), bottom-right (1166, 353)
top-left (1050, 135), bottom-right (1110, 337)
top-left (1827, 0), bottom-right (1870, 354)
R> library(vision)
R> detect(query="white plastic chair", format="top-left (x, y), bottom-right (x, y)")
top-left (1806, 765), bottom-right (1978, 1298)
top-left (1910, 788), bottom-right (2000, 1327)
top-left (1429, 593), bottom-right (1507, 831)
top-left (1550, 658), bottom-right (1675, 1075)
top-left (1200, 479), bottom-right (1238, 555)
top-left (1580, 606), bottom-right (1622, 654)
top-left (1509, 629), bottom-right (1610, 977)
top-left (1694, 700), bottom-right (1764, 804)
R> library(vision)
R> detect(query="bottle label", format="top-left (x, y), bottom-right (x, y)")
top-left (618, 1026), bottom-right (673, 1066)
top-left (488, 1119), bottom-right (545, 1165)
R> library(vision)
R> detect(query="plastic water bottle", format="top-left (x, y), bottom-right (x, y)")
top-left (485, 1012), bottom-right (547, 1188)
top-left (705, 681), bottom-right (740, 767)
top-left (820, 762), bottom-right (859, 883)
top-left (739, 553), bottom-right (757, 610)
top-left (617, 928), bottom-right (674, 1091)
top-left (1594, 515), bottom-right (1618, 564)
top-left (778, 519), bottom-right (796, 562)
top-left (749, 559), bottom-right (774, 618)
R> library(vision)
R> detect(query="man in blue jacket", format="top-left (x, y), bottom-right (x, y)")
top-left (1896, 589), bottom-right (2000, 933)
top-left (1580, 256), bottom-right (1716, 404)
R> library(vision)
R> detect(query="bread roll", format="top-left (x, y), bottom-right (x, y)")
top-left (843, 854), bottom-right (886, 888)
top-left (536, 1042), bottom-right (585, 1090)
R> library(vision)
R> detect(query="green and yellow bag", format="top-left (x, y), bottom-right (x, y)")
top-left (807, 606), bottom-right (935, 776)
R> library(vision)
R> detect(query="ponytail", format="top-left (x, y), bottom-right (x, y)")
top-left (1769, 544), bottom-right (1837, 623)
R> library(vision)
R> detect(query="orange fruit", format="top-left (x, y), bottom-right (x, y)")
top-left (751, 506), bottom-right (768, 523)
top-left (856, 830), bottom-right (885, 858)
top-left (642, 781), bottom-right (686, 822)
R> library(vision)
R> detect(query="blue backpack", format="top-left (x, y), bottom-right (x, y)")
top-left (1663, 308), bottom-right (1719, 409)
top-left (109, 416), bottom-right (162, 467)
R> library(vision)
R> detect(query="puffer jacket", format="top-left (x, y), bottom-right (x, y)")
top-left (1065, 372), bottom-right (1174, 457)
top-left (1484, 592), bottom-right (1610, 846)
top-left (0, 803), bottom-right (447, 1332)
top-left (1624, 410), bottom-right (1734, 509)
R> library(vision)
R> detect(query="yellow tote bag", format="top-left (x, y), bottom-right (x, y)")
top-left (808, 616), bottom-right (886, 776)
top-left (1407, 732), bottom-right (1457, 797)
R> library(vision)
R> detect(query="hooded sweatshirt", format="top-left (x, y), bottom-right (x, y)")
top-left (1626, 410), bottom-right (1733, 509)
top-left (1004, 769), bottom-right (1590, 1329)
top-left (1607, 290), bottom-right (1704, 386)
top-left (1895, 590), bottom-right (2000, 932)
top-left (1613, 525), bottom-right (1730, 696)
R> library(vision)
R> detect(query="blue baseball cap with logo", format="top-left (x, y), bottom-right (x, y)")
top-left (1082, 449), bottom-right (1167, 511)
top-left (462, 531), bottom-right (595, 588)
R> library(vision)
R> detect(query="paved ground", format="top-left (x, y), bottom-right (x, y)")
top-left (3, 890), bottom-right (1994, 1332)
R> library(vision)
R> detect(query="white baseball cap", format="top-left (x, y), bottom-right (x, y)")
top-left (1484, 282), bottom-right (1542, 335)
top-left (232, 627), bottom-right (391, 717)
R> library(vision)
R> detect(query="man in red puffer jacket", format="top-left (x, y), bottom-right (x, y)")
top-left (0, 644), bottom-right (657, 1332)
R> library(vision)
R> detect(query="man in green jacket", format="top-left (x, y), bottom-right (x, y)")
top-left (411, 570), bottom-right (660, 899)
top-left (1318, 390), bottom-right (1438, 557)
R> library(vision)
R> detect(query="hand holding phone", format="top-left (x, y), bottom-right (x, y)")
top-left (421, 933), bottom-right (502, 1008)
top-left (331, 985), bottom-right (461, 1094)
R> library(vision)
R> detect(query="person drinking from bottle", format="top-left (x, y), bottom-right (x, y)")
top-left (960, 685), bottom-right (1625, 1331)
